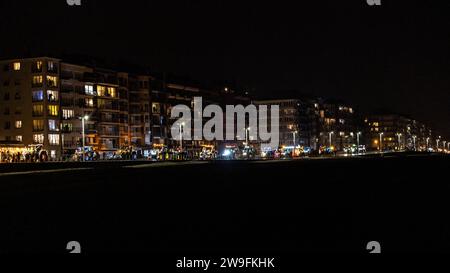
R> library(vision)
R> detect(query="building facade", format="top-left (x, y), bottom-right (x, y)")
top-left (364, 114), bottom-right (434, 151)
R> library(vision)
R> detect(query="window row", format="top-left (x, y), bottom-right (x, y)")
top-left (3, 61), bottom-right (58, 73)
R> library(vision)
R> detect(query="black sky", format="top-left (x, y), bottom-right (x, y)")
top-left (0, 0), bottom-right (449, 136)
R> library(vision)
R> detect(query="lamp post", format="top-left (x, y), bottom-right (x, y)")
top-left (357, 132), bottom-right (362, 154)
top-left (396, 133), bottom-right (402, 151)
top-left (443, 141), bottom-right (447, 151)
top-left (80, 115), bottom-right (89, 162)
top-left (379, 132), bottom-right (384, 152)
top-left (245, 127), bottom-right (251, 146)
top-left (179, 122), bottom-right (185, 150)
top-left (412, 135), bottom-right (417, 151)
top-left (293, 131), bottom-right (297, 147)
top-left (436, 137), bottom-right (441, 151)
top-left (329, 131), bottom-right (334, 148)
top-left (426, 137), bottom-right (430, 150)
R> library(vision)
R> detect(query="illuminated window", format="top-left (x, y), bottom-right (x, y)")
top-left (47, 61), bottom-right (56, 72)
top-left (47, 90), bottom-right (59, 102)
top-left (48, 120), bottom-right (58, 131)
top-left (152, 103), bottom-right (161, 114)
top-left (32, 76), bottom-right (43, 86)
top-left (85, 98), bottom-right (94, 107)
top-left (32, 105), bottom-right (44, 116)
top-left (62, 109), bottom-right (74, 119)
top-left (13, 62), bottom-right (21, 71)
top-left (33, 134), bottom-right (44, 144)
top-left (349, 108), bottom-right (353, 114)
top-left (33, 120), bottom-right (44, 131)
top-left (85, 85), bottom-right (94, 95)
top-left (48, 105), bottom-right (59, 116)
top-left (97, 85), bottom-right (106, 96)
top-left (36, 61), bottom-right (43, 70)
top-left (16, 135), bottom-right (23, 142)
top-left (339, 132), bottom-right (345, 137)
top-left (62, 123), bottom-right (73, 132)
top-left (15, 120), bottom-right (22, 129)
top-left (46, 76), bottom-right (58, 87)
top-left (32, 90), bottom-right (44, 102)
top-left (339, 119), bottom-right (345, 124)
top-left (48, 134), bottom-right (60, 146)
top-left (107, 87), bottom-right (116, 98)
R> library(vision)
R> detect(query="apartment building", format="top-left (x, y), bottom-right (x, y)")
top-left (364, 114), bottom-right (434, 151)
top-left (0, 57), bottom-right (62, 159)
top-left (0, 57), bottom-right (155, 159)
top-left (316, 99), bottom-right (357, 151)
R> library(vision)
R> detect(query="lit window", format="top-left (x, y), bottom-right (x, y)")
top-left (13, 62), bottom-right (21, 71)
top-left (85, 85), bottom-right (94, 95)
top-left (62, 109), bottom-right (74, 119)
top-left (48, 134), bottom-right (60, 146)
top-left (48, 105), bottom-right (59, 116)
top-left (33, 134), bottom-right (44, 144)
top-left (107, 87), bottom-right (116, 97)
top-left (97, 85), bottom-right (106, 96)
top-left (15, 120), bottom-right (22, 129)
top-left (32, 76), bottom-right (43, 86)
top-left (46, 76), bottom-right (58, 87)
top-left (35, 61), bottom-right (43, 71)
top-left (33, 120), bottom-right (44, 131)
top-left (48, 120), bottom-right (58, 131)
top-left (62, 123), bottom-right (73, 132)
top-left (47, 61), bottom-right (55, 72)
top-left (152, 103), bottom-right (161, 114)
top-left (16, 135), bottom-right (23, 142)
top-left (339, 132), bottom-right (345, 137)
top-left (50, 150), bottom-right (57, 159)
top-left (85, 98), bottom-right (94, 107)
top-left (32, 90), bottom-right (44, 102)
top-left (47, 90), bottom-right (59, 102)
top-left (32, 105), bottom-right (44, 116)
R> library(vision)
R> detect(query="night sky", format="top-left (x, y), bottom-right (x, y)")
top-left (0, 0), bottom-right (449, 136)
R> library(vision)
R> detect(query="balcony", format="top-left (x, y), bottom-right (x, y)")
top-left (32, 112), bottom-right (44, 117)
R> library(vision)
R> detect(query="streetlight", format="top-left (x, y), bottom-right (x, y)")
top-left (412, 135), bottom-right (417, 151)
top-left (426, 137), bottom-right (430, 150)
top-left (245, 127), bottom-right (251, 145)
top-left (436, 137), bottom-right (441, 151)
top-left (292, 131), bottom-right (298, 147)
top-left (379, 132), bottom-right (384, 152)
top-left (396, 133), bottom-right (402, 151)
top-left (329, 131), bottom-right (334, 148)
top-left (357, 132), bottom-right (362, 154)
top-left (80, 115), bottom-right (89, 162)
top-left (179, 122), bottom-right (185, 150)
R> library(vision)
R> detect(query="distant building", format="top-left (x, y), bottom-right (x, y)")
top-left (316, 99), bottom-right (357, 151)
top-left (364, 114), bottom-right (434, 151)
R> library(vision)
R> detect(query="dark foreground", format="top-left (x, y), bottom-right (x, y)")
top-left (0, 154), bottom-right (449, 255)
